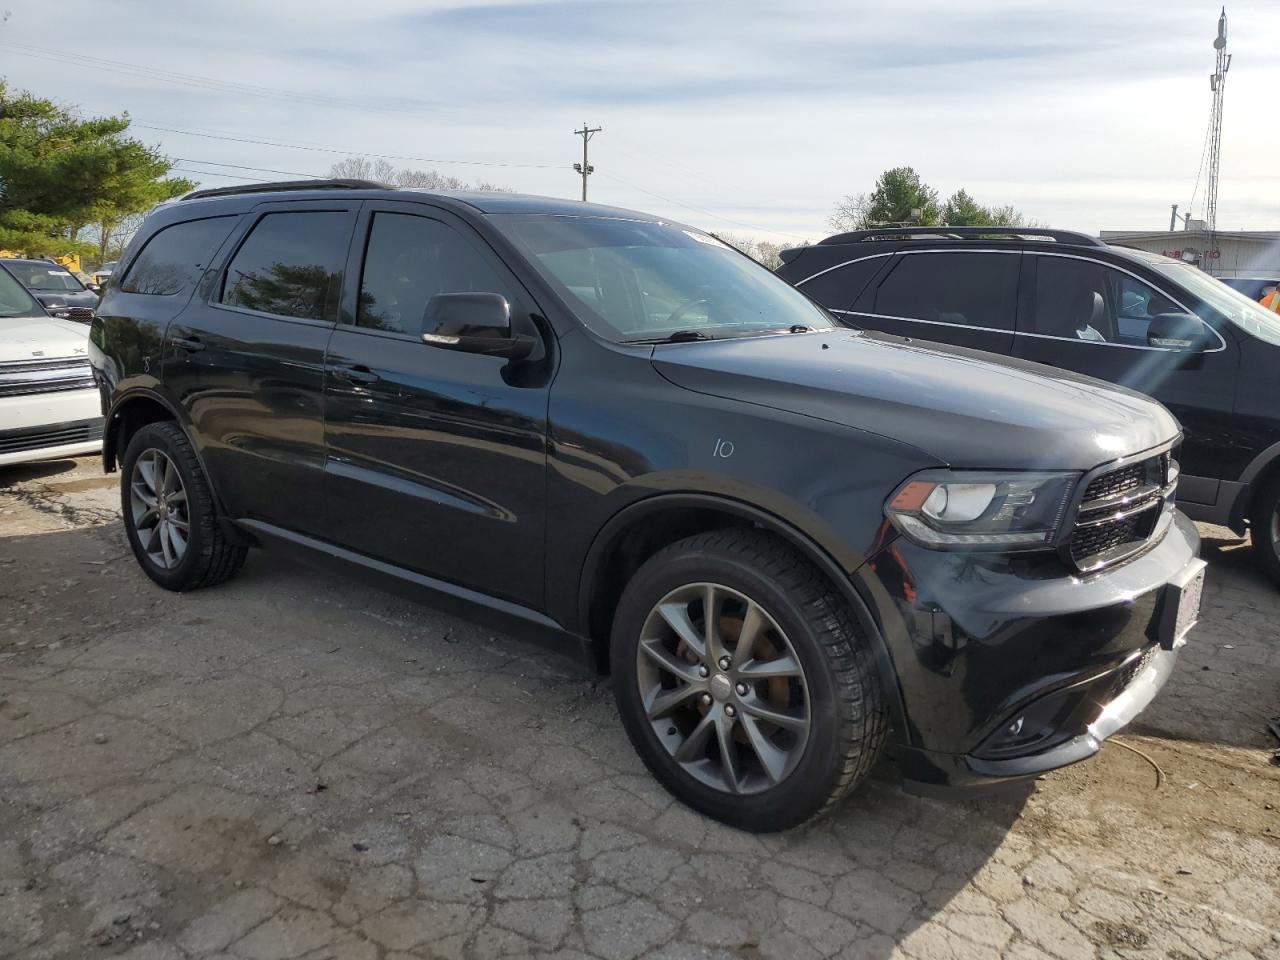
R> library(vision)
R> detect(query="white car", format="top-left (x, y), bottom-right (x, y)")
top-left (0, 264), bottom-right (103, 467)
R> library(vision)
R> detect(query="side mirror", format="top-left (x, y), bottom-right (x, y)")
top-left (85, 282), bottom-right (102, 294)
top-left (1147, 312), bottom-right (1211, 351)
top-left (421, 292), bottom-right (536, 360)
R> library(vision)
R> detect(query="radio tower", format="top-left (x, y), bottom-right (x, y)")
top-left (1205, 7), bottom-right (1230, 235)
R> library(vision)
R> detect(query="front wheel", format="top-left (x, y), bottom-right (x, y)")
top-left (1249, 477), bottom-right (1280, 588)
top-left (121, 421), bottom-right (247, 591)
top-left (610, 530), bottom-right (887, 831)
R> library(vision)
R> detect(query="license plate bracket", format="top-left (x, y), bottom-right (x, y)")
top-left (1157, 560), bottom-right (1206, 651)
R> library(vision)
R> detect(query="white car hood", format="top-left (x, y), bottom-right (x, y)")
top-left (0, 314), bottom-right (91, 363)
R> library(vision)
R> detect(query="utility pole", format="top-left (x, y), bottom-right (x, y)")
top-left (1170, 204), bottom-right (1178, 232)
top-left (573, 123), bottom-right (601, 202)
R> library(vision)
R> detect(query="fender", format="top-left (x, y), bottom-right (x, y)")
top-left (1227, 439), bottom-right (1280, 529)
top-left (577, 491), bottom-right (909, 740)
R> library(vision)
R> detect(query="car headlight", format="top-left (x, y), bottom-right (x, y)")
top-left (885, 470), bottom-right (1079, 550)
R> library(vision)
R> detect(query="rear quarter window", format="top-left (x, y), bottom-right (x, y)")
top-left (120, 216), bottom-right (239, 296)
top-left (795, 255), bottom-right (892, 312)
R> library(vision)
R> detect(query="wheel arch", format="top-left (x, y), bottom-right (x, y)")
top-left (1231, 440), bottom-right (1280, 531)
top-left (577, 492), bottom-right (908, 737)
top-left (104, 388), bottom-right (188, 473)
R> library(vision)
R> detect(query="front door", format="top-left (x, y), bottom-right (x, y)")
top-left (323, 202), bottom-right (552, 609)
top-left (1012, 253), bottom-right (1240, 497)
top-left (168, 201), bottom-right (358, 533)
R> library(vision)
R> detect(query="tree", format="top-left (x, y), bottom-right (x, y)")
top-left (831, 166), bottom-right (940, 231)
top-left (831, 167), bottom-right (1041, 233)
top-left (940, 189), bottom-right (995, 227)
top-left (328, 157), bottom-right (510, 192)
top-left (0, 82), bottom-right (192, 258)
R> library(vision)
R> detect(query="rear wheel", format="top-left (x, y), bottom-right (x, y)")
top-left (1249, 477), bottom-right (1280, 588)
top-left (121, 422), bottom-right (247, 591)
top-left (610, 529), bottom-right (887, 831)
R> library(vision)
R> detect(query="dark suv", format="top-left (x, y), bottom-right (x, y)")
top-left (90, 182), bottom-right (1204, 831)
top-left (777, 227), bottom-right (1280, 586)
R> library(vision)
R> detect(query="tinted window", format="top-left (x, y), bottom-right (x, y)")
top-left (798, 256), bottom-right (889, 312)
top-left (357, 213), bottom-right (514, 334)
top-left (0, 266), bottom-right (40, 317)
top-left (1030, 257), bottom-right (1179, 346)
top-left (221, 212), bottom-right (350, 321)
top-left (873, 252), bottom-right (1018, 330)
top-left (6, 262), bottom-right (82, 291)
top-left (121, 217), bottom-right (237, 296)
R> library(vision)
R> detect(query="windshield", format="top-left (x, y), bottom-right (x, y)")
top-left (1151, 261), bottom-right (1280, 347)
top-left (491, 214), bottom-right (836, 342)
top-left (5, 262), bottom-right (82, 292)
top-left (0, 266), bottom-right (42, 317)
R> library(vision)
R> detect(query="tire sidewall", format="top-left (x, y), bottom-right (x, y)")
top-left (1250, 480), bottom-right (1280, 587)
top-left (120, 423), bottom-right (209, 591)
top-left (611, 544), bottom-right (852, 831)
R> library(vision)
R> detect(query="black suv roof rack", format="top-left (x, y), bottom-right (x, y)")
top-left (819, 226), bottom-right (1105, 248)
top-left (180, 178), bottom-right (387, 202)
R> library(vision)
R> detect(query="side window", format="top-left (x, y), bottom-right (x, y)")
top-left (357, 213), bottom-right (515, 334)
top-left (221, 211), bottom-right (351, 321)
top-left (798, 256), bottom-right (889, 312)
top-left (120, 217), bottom-right (238, 296)
top-left (1111, 272), bottom-right (1180, 344)
top-left (873, 252), bottom-right (1018, 330)
top-left (1029, 257), bottom-right (1179, 346)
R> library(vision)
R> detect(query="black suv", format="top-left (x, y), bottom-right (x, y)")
top-left (90, 183), bottom-right (1204, 831)
top-left (1, 257), bottom-right (99, 321)
top-left (777, 227), bottom-right (1280, 586)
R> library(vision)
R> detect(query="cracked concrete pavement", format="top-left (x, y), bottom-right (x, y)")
top-left (1, 456), bottom-right (1278, 960)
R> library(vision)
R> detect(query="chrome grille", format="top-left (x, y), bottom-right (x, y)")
top-left (0, 357), bottom-right (95, 398)
top-left (1068, 452), bottom-right (1173, 571)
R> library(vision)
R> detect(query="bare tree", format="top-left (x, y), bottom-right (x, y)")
top-left (328, 157), bottom-right (511, 192)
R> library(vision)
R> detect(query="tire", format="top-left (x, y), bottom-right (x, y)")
top-left (120, 421), bottom-right (247, 591)
top-left (1249, 476), bottom-right (1280, 588)
top-left (610, 529), bottom-right (887, 831)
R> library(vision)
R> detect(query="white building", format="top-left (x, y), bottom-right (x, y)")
top-left (1099, 229), bottom-right (1280, 279)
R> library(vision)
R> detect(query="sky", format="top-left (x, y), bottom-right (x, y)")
top-left (2, 0), bottom-right (1279, 244)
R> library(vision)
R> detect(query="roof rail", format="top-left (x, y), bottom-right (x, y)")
top-left (180, 178), bottom-right (387, 202)
top-left (819, 226), bottom-right (1105, 248)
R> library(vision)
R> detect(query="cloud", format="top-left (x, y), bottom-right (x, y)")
top-left (4, 0), bottom-right (1279, 240)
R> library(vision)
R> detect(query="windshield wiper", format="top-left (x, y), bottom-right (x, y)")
top-left (626, 329), bottom-right (716, 344)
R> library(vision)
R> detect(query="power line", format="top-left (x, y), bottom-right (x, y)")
top-left (0, 41), bottom-right (402, 112)
top-left (170, 158), bottom-right (324, 179)
top-left (129, 120), bottom-right (564, 171)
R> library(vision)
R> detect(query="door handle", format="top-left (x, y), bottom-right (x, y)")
top-left (172, 336), bottom-right (205, 353)
top-left (330, 364), bottom-right (380, 385)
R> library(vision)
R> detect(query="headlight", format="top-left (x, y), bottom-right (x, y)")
top-left (886, 470), bottom-right (1079, 550)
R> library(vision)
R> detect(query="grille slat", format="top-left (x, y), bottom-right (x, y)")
top-left (1069, 452), bottom-right (1172, 571)
top-left (0, 420), bottom-right (103, 454)
top-left (0, 357), bottom-right (94, 398)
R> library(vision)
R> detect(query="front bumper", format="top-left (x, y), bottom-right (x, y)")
top-left (862, 509), bottom-right (1202, 790)
top-left (0, 389), bottom-right (104, 467)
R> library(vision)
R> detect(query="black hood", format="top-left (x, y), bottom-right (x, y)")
top-left (652, 328), bottom-right (1180, 471)
top-left (32, 289), bottom-right (99, 310)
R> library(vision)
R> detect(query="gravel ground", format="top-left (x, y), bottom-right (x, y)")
top-left (1, 456), bottom-right (1278, 960)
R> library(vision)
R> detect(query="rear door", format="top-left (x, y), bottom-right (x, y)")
top-left (168, 200), bottom-right (358, 533)
top-left (847, 249), bottom-right (1019, 354)
top-left (322, 201), bottom-right (552, 608)
top-left (1012, 253), bottom-right (1239, 499)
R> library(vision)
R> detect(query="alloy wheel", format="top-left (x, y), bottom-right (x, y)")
top-left (129, 449), bottom-right (190, 570)
top-left (635, 582), bottom-right (811, 794)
